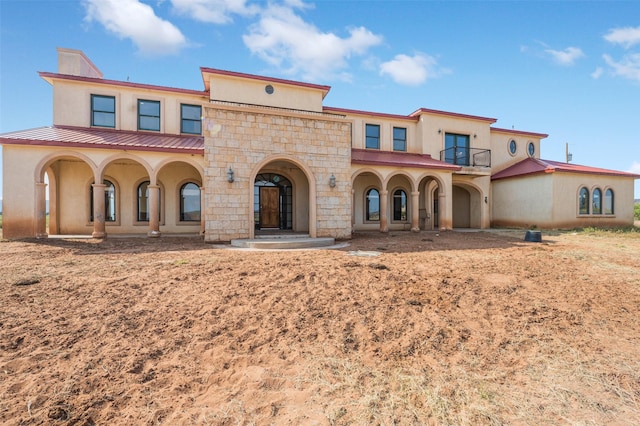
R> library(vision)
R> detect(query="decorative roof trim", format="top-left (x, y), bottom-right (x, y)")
top-left (323, 106), bottom-right (418, 121)
top-left (410, 108), bottom-right (497, 123)
top-left (491, 127), bottom-right (549, 139)
top-left (351, 148), bottom-right (461, 171)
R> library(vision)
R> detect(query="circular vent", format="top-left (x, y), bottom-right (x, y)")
top-left (265, 84), bottom-right (274, 95)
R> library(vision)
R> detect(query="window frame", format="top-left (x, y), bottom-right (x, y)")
top-left (135, 180), bottom-right (162, 224)
top-left (89, 179), bottom-right (118, 224)
top-left (393, 127), bottom-right (407, 151)
top-left (592, 187), bottom-right (602, 215)
top-left (179, 181), bottom-right (201, 222)
top-left (138, 99), bottom-right (161, 132)
top-left (578, 187), bottom-right (590, 215)
top-left (444, 133), bottom-right (470, 166)
top-left (508, 139), bottom-right (517, 156)
top-left (365, 124), bottom-right (380, 149)
top-left (180, 104), bottom-right (202, 135)
top-left (392, 188), bottom-right (408, 222)
top-left (604, 188), bottom-right (614, 215)
top-left (527, 141), bottom-right (535, 157)
top-left (365, 187), bottom-right (380, 222)
top-left (91, 94), bottom-right (116, 128)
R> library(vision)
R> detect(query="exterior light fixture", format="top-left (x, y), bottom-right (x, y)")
top-left (484, 196), bottom-right (488, 204)
top-left (227, 167), bottom-right (234, 183)
top-left (329, 173), bottom-right (336, 188)
top-left (438, 129), bottom-right (442, 134)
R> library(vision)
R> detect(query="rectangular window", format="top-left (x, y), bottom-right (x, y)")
top-left (138, 99), bottom-right (160, 131)
top-left (91, 95), bottom-right (115, 128)
top-left (444, 133), bottom-right (470, 165)
top-left (181, 104), bottom-right (202, 134)
top-left (365, 124), bottom-right (380, 149)
top-left (393, 127), bottom-right (407, 151)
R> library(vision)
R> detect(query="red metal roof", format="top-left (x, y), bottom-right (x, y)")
top-left (492, 157), bottom-right (640, 180)
top-left (351, 148), bottom-right (461, 171)
top-left (0, 126), bottom-right (204, 154)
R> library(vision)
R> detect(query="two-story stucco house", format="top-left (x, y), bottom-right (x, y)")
top-left (1, 48), bottom-right (637, 242)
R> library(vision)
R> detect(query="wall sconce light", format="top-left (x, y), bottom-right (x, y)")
top-left (329, 173), bottom-right (336, 188)
top-left (484, 196), bottom-right (488, 204)
top-left (227, 167), bottom-right (234, 183)
top-left (438, 128), bottom-right (442, 134)
top-left (474, 133), bottom-right (477, 138)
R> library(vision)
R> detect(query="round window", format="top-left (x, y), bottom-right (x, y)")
top-left (265, 84), bottom-right (274, 95)
top-left (527, 142), bottom-right (535, 157)
top-left (509, 139), bottom-right (517, 155)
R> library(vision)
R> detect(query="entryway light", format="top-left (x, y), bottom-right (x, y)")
top-left (329, 173), bottom-right (336, 188)
top-left (227, 167), bottom-right (234, 183)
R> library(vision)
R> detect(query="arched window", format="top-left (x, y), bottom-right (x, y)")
top-left (137, 181), bottom-right (160, 222)
top-left (393, 189), bottom-right (407, 221)
top-left (180, 182), bottom-right (201, 221)
top-left (604, 189), bottom-right (614, 215)
top-left (90, 179), bottom-right (116, 222)
top-left (366, 188), bottom-right (380, 221)
top-left (578, 187), bottom-right (589, 215)
top-left (592, 188), bottom-right (602, 215)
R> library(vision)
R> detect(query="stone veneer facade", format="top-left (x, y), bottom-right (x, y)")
top-left (203, 105), bottom-right (353, 242)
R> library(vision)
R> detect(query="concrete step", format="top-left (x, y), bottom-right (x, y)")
top-left (230, 236), bottom-right (335, 249)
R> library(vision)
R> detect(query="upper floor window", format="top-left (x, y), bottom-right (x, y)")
top-left (527, 141), bottom-right (535, 157)
top-left (444, 133), bottom-right (470, 166)
top-left (393, 127), bottom-right (407, 151)
top-left (578, 187), bottom-right (589, 215)
top-left (509, 139), bottom-right (517, 156)
top-left (592, 188), bottom-right (602, 214)
top-left (91, 95), bottom-right (115, 128)
top-left (181, 104), bottom-right (202, 135)
top-left (604, 189), bottom-right (614, 215)
top-left (138, 99), bottom-right (160, 131)
top-left (365, 124), bottom-right (380, 149)
top-left (180, 182), bottom-right (201, 221)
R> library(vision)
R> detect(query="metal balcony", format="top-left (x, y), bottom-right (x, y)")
top-left (440, 147), bottom-right (491, 167)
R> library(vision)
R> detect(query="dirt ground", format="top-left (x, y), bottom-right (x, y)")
top-left (1, 228), bottom-right (639, 425)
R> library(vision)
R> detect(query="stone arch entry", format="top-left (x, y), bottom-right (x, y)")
top-left (250, 156), bottom-right (314, 238)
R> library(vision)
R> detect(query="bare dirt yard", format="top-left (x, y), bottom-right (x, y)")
top-left (1, 228), bottom-right (639, 425)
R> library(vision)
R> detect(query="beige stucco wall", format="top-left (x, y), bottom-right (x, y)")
top-left (492, 173), bottom-right (636, 228)
top-left (50, 79), bottom-right (207, 134)
top-left (203, 106), bottom-right (352, 242)
top-left (1, 144), bottom-right (204, 238)
top-left (490, 131), bottom-right (542, 173)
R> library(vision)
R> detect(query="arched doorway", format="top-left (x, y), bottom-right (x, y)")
top-left (254, 173), bottom-right (293, 230)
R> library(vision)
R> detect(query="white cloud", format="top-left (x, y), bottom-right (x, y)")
top-left (242, 2), bottom-right (382, 81)
top-left (604, 26), bottom-right (640, 49)
top-left (591, 67), bottom-right (603, 79)
top-left (379, 53), bottom-right (446, 86)
top-left (170, 0), bottom-right (259, 24)
top-left (603, 53), bottom-right (640, 82)
top-left (545, 46), bottom-right (584, 66)
top-left (84, 0), bottom-right (187, 56)
top-left (629, 161), bottom-right (640, 174)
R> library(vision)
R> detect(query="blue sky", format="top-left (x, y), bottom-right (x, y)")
top-left (1, 0), bottom-right (639, 200)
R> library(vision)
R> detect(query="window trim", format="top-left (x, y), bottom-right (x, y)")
top-left (578, 186), bottom-right (590, 215)
top-left (138, 99), bottom-right (161, 132)
top-left (444, 132), bottom-right (470, 166)
top-left (365, 124), bottom-right (381, 150)
top-left (134, 179), bottom-right (163, 225)
top-left (527, 141), bottom-right (535, 157)
top-left (508, 139), bottom-right (517, 156)
top-left (604, 188), bottom-right (615, 215)
top-left (592, 187), bottom-right (603, 215)
top-left (393, 127), bottom-right (407, 152)
top-left (91, 94), bottom-right (116, 128)
top-left (392, 188), bottom-right (408, 222)
top-left (180, 104), bottom-right (202, 135)
top-left (178, 181), bottom-right (202, 223)
top-left (365, 187), bottom-right (381, 222)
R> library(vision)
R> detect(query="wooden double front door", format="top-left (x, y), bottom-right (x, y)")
top-left (259, 187), bottom-right (280, 228)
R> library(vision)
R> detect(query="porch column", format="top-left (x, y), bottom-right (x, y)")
top-left (35, 182), bottom-right (48, 238)
top-left (92, 183), bottom-right (107, 239)
top-left (379, 189), bottom-right (388, 233)
top-left (410, 191), bottom-right (420, 232)
top-left (147, 184), bottom-right (161, 237)
top-left (199, 186), bottom-right (205, 235)
top-left (351, 188), bottom-right (355, 233)
top-left (438, 190), bottom-right (451, 231)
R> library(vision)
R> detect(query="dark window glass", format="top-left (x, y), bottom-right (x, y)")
top-left (365, 124), bottom-right (380, 149)
top-left (604, 189), bottom-right (614, 215)
top-left (444, 133), bottom-right (470, 165)
top-left (528, 142), bottom-right (535, 157)
top-left (138, 100), bottom-right (160, 131)
top-left (180, 182), bottom-right (201, 221)
top-left (181, 104), bottom-right (202, 134)
top-left (578, 187), bottom-right (589, 214)
top-left (393, 189), bottom-right (407, 221)
top-left (393, 127), bottom-right (407, 151)
top-left (592, 188), bottom-right (602, 214)
top-left (509, 139), bottom-right (517, 155)
top-left (91, 95), bottom-right (115, 128)
top-left (366, 188), bottom-right (380, 221)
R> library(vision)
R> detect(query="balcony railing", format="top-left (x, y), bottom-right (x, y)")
top-left (440, 147), bottom-right (491, 167)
